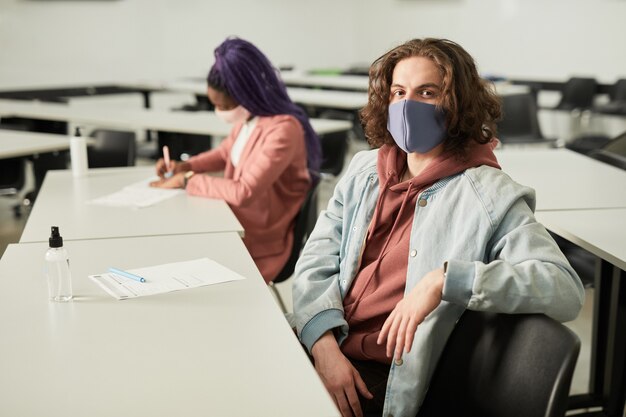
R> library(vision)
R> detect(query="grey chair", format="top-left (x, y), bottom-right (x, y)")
top-left (87, 129), bottom-right (137, 168)
top-left (417, 311), bottom-right (580, 417)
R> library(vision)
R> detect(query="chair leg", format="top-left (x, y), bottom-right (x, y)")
top-left (268, 282), bottom-right (287, 314)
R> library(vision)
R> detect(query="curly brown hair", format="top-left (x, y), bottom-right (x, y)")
top-left (360, 38), bottom-right (501, 158)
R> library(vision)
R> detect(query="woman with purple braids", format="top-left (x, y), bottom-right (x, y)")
top-left (152, 37), bottom-right (321, 283)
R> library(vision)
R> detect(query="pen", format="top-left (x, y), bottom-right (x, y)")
top-left (108, 267), bottom-right (146, 283)
top-left (162, 145), bottom-right (173, 178)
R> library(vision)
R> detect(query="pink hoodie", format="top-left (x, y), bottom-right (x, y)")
top-left (341, 141), bottom-right (500, 364)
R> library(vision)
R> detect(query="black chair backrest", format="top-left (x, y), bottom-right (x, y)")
top-left (497, 92), bottom-right (545, 143)
top-left (320, 131), bottom-right (349, 176)
top-left (588, 131), bottom-right (626, 170)
top-left (88, 129), bottom-right (136, 168)
top-left (602, 130), bottom-right (626, 156)
top-left (272, 182), bottom-right (319, 284)
top-left (589, 149), bottom-right (626, 171)
top-left (157, 131), bottom-right (212, 161)
top-left (609, 79), bottom-right (626, 102)
top-left (417, 311), bottom-right (580, 417)
top-left (0, 124), bottom-right (29, 196)
top-left (0, 157), bottom-right (26, 196)
top-left (556, 77), bottom-right (598, 111)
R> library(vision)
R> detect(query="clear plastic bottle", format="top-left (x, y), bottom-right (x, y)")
top-left (45, 226), bottom-right (73, 302)
top-left (70, 126), bottom-right (88, 178)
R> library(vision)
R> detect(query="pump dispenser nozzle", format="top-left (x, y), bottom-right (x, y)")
top-left (49, 226), bottom-right (63, 248)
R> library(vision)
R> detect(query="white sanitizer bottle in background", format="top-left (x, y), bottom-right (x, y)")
top-left (70, 126), bottom-right (88, 178)
top-left (45, 226), bottom-right (73, 302)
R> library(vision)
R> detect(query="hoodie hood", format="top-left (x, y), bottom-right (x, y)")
top-left (377, 139), bottom-right (501, 193)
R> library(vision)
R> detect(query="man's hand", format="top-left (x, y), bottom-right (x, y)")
top-left (312, 332), bottom-right (373, 417)
top-left (377, 268), bottom-right (444, 360)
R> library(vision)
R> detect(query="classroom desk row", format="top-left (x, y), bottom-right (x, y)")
top-left (0, 98), bottom-right (353, 137)
top-left (0, 166), bottom-right (339, 417)
top-left (124, 78), bottom-right (531, 112)
top-left (0, 129), bottom-right (91, 159)
top-left (496, 148), bottom-right (626, 417)
top-left (19, 167), bottom-right (243, 243)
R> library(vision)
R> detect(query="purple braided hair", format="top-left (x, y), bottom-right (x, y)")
top-left (208, 37), bottom-right (321, 176)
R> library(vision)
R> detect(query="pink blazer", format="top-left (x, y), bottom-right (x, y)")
top-left (185, 115), bottom-right (311, 283)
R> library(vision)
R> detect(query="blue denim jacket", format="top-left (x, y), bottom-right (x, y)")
top-left (292, 149), bottom-right (584, 417)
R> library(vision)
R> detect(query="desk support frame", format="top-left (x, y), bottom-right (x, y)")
top-left (568, 260), bottom-right (626, 417)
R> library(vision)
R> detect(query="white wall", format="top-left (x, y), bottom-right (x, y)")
top-left (0, 0), bottom-right (624, 89)
top-left (352, 0), bottom-right (626, 83)
top-left (0, 0), bottom-right (358, 89)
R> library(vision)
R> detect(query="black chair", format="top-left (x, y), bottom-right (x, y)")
top-left (497, 92), bottom-right (555, 146)
top-left (594, 79), bottom-right (626, 116)
top-left (553, 77), bottom-right (598, 111)
top-left (268, 182), bottom-right (319, 312)
top-left (0, 157), bottom-right (27, 217)
top-left (0, 124), bottom-right (36, 217)
top-left (589, 130), bottom-right (626, 170)
top-left (319, 131), bottom-right (349, 176)
top-left (318, 108), bottom-right (366, 142)
top-left (0, 124), bottom-right (28, 203)
top-left (418, 311), bottom-right (580, 417)
top-left (544, 78), bottom-right (598, 144)
top-left (0, 117), bottom-right (69, 207)
top-left (157, 131), bottom-right (212, 161)
top-left (565, 133), bottom-right (611, 155)
top-left (87, 129), bottom-right (137, 168)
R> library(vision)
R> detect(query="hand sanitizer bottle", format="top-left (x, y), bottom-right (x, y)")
top-left (70, 126), bottom-right (88, 178)
top-left (45, 226), bottom-right (73, 302)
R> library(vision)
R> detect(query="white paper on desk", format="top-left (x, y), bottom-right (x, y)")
top-left (89, 258), bottom-right (246, 300)
top-left (88, 178), bottom-right (184, 208)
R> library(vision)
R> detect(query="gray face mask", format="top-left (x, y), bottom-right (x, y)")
top-left (387, 100), bottom-right (447, 154)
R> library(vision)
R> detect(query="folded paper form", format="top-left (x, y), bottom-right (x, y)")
top-left (90, 258), bottom-right (246, 300)
top-left (88, 178), bottom-right (184, 208)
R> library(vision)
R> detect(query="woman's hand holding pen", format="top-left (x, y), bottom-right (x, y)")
top-left (312, 332), bottom-right (373, 417)
top-left (155, 159), bottom-right (191, 179)
top-left (377, 268), bottom-right (445, 361)
top-left (150, 172), bottom-right (185, 189)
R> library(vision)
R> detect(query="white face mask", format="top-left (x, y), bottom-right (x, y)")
top-left (214, 105), bottom-right (251, 124)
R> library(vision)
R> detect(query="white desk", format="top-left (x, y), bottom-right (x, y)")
top-left (0, 98), bottom-right (353, 136)
top-left (496, 148), bottom-right (626, 211)
top-left (280, 72), bottom-right (370, 91)
top-left (291, 87), bottom-right (366, 110)
top-left (536, 209), bottom-right (626, 270)
top-left (19, 166), bottom-right (244, 243)
top-left (0, 232), bottom-right (338, 417)
top-left (0, 129), bottom-right (75, 158)
top-left (146, 80), bottom-right (369, 111)
top-left (135, 79), bottom-right (526, 112)
top-left (496, 148), bottom-right (626, 415)
top-left (278, 72), bottom-right (530, 95)
top-left (537, 209), bottom-right (626, 416)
